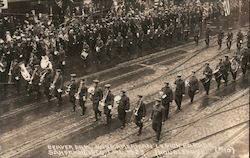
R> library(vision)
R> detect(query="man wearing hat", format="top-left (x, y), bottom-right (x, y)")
top-left (223, 55), bottom-right (231, 85)
top-left (217, 28), bottom-right (224, 50)
top-left (161, 82), bottom-right (173, 119)
top-left (76, 79), bottom-right (88, 115)
top-left (215, 59), bottom-right (224, 89)
top-left (226, 29), bottom-right (233, 50)
top-left (43, 68), bottom-right (53, 102)
top-left (241, 49), bottom-right (249, 75)
top-left (188, 71), bottom-right (199, 103)
top-left (11, 59), bottom-right (21, 94)
top-left (151, 98), bottom-right (165, 142)
top-left (103, 84), bottom-right (114, 125)
top-left (202, 63), bottom-right (213, 95)
top-left (91, 79), bottom-right (103, 121)
top-left (230, 56), bottom-right (239, 81)
top-left (53, 69), bottom-right (63, 106)
top-left (205, 27), bottom-right (211, 47)
top-left (134, 95), bottom-right (146, 136)
top-left (236, 29), bottom-right (243, 51)
top-left (27, 64), bottom-right (40, 99)
top-left (174, 74), bottom-right (185, 111)
top-left (69, 74), bottom-right (78, 111)
top-left (118, 90), bottom-right (130, 129)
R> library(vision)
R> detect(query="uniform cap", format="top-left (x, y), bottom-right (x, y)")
top-left (138, 94), bottom-right (143, 98)
top-left (177, 74), bottom-right (181, 77)
top-left (70, 74), bottom-right (77, 77)
top-left (56, 69), bottom-right (61, 72)
top-left (121, 90), bottom-right (126, 93)
top-left (105, 84), bottom-right (111, 88)
top-left (93, 79), bottom-right (99, 83)
top-left (164, 81), bottom-right (169, 85)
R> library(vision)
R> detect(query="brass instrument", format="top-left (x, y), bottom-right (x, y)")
top-left (75, 81), bottom-right (83, 100)
top-left (65, 83), bottom-right (72, 95)
top-left (49, 72), bottom-right (60, 96)
top-left (39, 69), bottom-right (48, 86)
top-left (7, 61), bottom-right (14, 84)
top-left (19, 61), bottom-right (31, 81)
top-left (29, 67), bottom-right (38, 84)
top-left (100, 90), bottom-right (109, 107)
top-left (134, 98), bottom-right (142, 116)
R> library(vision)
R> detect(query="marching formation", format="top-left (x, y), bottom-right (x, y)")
top-left (0, 1), bottom-right (250, 145)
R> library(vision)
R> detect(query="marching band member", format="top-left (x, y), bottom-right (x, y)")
top-left (194, 25), bottom-right (200, 46)
top-left (215, 59), bottom-right (224, 89)
top-left (105, 35), bottom-right (113, 60)
top-left (103, 84), bottom-right (114, 125)
top-left (217, 29), bottom-right (224, 50)
top-left (230, 56), bottom-right (239, 81)
top-left (160, 82), bottom-right (173, 120)
top-left (226, 28), bottom-right (233, 50)
top-left (95, 36), bottom-right (104, 64)
top-left (151, 98), bottom-right (165, 143)
top-left (134, 95), bottom-right (146, 136)
top-left (202, 63), bottom-right (213, 95)
top-left (241, 49), bottom-right (249, 75)
top-left (68, 74), bottom-right (78, 111)
top-left (76, 79), bottom-right (88, 116)
top-left (188, 71), bottom-right (199, 103)
top-left (236, 30), bottom-right (244, 51)
top-left (115, 32), bottom-right (124, 59)
top-left (43, 69), bottom-right (53, 102)
top-left (174, 74), bottom-right (185, 111)
top-left (53, 69), bottom-right (63, 106)
top-left (118, 90), bottom-right (130, 129)
top-left (205, 27), bottom-right (211, 47)
top-left (91, 79), bottom-right (103, 121)
top-left (223, 56), bottom-right (231, 85)
top-left (81, 41), bottom-right (90, 67)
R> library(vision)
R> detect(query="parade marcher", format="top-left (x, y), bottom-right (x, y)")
top-left (215, 59), bottom-right (224, 89)
top-left (151, 98), bottom-right (165, 143)
top-left (241, 49), bottom-right (249, 75)
top-left (218, 29), bottom-right (224, 50)
top-left (183, 24), bottom-right (190, 41)
top-left (136, 27), bottom-right (144, 56)
top-left (91, 79), bottom-right (103, 121)
top-left (227, 29), bottom-right (233, 50)
top-left (134, 95), bottom-right (146, 136)
top-left (102, 84), bottom-right (114, 125)
top-left (160, 82), bottom-right (173, 120)
top-left (194, 25), bottom-right (200, 46)
top-left (118, 90), bottom-right (130, 129)
top-left (187, 71), bottom-right (199, 103)
top-left (42, 69), bottom-right (53, 102)
top-left (205, 27), bottom-right (211, 47)
top-left (223, 55), bottom-right (231, 85)
top-left (52, 69), bottom-right (63, 106)
top-left (230, 56), bottom-right (239, 81)
top-left (68, 74), bottom-right (78, 111)
top-left (105, 35), bottom-right (113, 60)
top-left (174, 74), bottom-right (185, 111)
top-left (236, 30), bottom-right (244, 51)
top-left (95, 36), bottom-right (104, 64)
top-left (28, 64), bottom-right (40, 99)
top-left (81, 41), bottom-right (90, 67)
top-left (75, 79), bottom-right (88, 115)
top-left (11, 59), bottom-right (21, 94)
top-left (202, 63), bottom-right (213, 95)
top-left (115, 32), bottom-right (124, 59)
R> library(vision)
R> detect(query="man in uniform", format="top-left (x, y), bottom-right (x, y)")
top-left (115, 32), bottom-right (124, 59)
top-left (151, 98), bottom-right (165, 143)
top-left (205, 27), bottom-right (211, 47)
top-left (215, 59), bottom-right (224, 89)
top-left (118, 90), bottom-right (130, 129)
top-left (69, 74), bottom-right (78, 111)
top-left (81, 41), bottom-right (90, 67)
top-left (53, 69), bottom-right (63, 106)
top-left (91, 79), bottom-right (103, 121)
top-left (241, 49), bottom-right (249, 75)
top-left (174, 74), bottom-right (185, 111)
top-left (218, 29), bottom-right (224, 50)
top-left (188, 71), bottom-right (199, 103)
top-left (161, 82), bottom-right (173, 120)
top-left (43, 69), bottom-right (53, 102)
top-left (223, 55), bottom-right (231, 85)
top-left (105, 35), bottom-right (113, 60)
top-left (236, 30), bottom-right (244, 51)
top-left (95, 36), bottom-right (104, 64)
top-left (103, 84), bottom-right (114, 125)
top-left (134, 95), bottom-right (146, 136)
top-left (230, 56), bottom-right (239, 81)
top-left (78, 79), bottom-right (88, 115)
top-left (202, 63), bottom-right (213, 95)
top-left (194, 25), bottom-right (200, 46)
top-left (28, 64), bottom-right (40, 99)
top-left (227, 29), bottom-right (233, 50)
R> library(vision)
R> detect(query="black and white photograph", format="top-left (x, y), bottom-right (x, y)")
top-left (0, 0), bottom-right (249, 157)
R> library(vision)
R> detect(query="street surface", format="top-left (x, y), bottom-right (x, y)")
top-left (0, 26), bottom-right (249, 158)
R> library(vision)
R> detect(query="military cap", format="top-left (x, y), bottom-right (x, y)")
top-left (105, 84), bottom-right (111, 88)
top-left (70, 74), bottom-right (77, 77)
top-left (164, 81), bottom-right (169, 85)
top-left (93, 79), bottom-right (99, 83)
top-left (177, 74), bottom-right (182, 77)
top-left (205, 63), bottom-right (209, 65)
top-left (138, 94), bottom-right (143, 98)
top-left (192, 71), bottom-right (196, 74)
top-left (121, 90), bottom-right (126, 93)
top-left (56, 69), bottom-right (61, 72)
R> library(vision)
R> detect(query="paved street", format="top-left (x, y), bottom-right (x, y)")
top-left (0, 26), bottom-right (249, 158)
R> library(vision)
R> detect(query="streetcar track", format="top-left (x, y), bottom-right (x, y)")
top-left (0, 30), bottom-right (248, 157)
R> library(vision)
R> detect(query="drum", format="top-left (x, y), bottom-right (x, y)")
top-left (81, 50), bottom-right (88, 60)
top-left (213, 69), bottom-right (222, 79)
